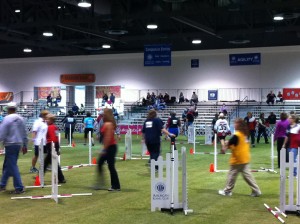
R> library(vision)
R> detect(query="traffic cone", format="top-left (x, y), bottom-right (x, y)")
top-left (209, 163), bottom-right (215, 173)
top-left (34, 175), bottom-right (41, 186)
top-left (72, 142), bottom-right (76, 147)
top-left (189, 148), bottom-right (194, 154)
top-left (146, 150), bottom-right (150, 155)
top-left (92, 157), bottom-right (97, 165)
top-left (122, 152), bottom-right (126, 161)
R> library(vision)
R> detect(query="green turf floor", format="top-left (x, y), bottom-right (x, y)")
top-left (0, 133), bottom-right (299, 224)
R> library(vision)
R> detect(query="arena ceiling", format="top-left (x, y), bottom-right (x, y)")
top-left (0, 0), bottom-right (300, 59)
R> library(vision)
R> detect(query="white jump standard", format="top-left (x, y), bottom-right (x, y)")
top-left (151, 145), bottom-right (193, 215)
top-left (279, 149), bottom-right (300, 215)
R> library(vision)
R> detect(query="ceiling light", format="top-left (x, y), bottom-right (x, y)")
top-left (192, 39), bottom-right (202, 44)
top-left (273, 16), bottom-right (284, 21)
top-left (78, 0), bottom-right (91, 8)
top-left (58, 6), bottom-right (61, 9)
top-left (147, 24), bottom-right (158, 29)
top-left (102, 44), bottom-right (111, 49)
top-left (23, 48), bottom-right (32, 53)
top-left (43, 32), bottom-right (53, 37)
top-left (15, 9), bottom-right (21, 13)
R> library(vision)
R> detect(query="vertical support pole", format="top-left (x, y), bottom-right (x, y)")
top-left (214, 133), bottom-right (217, 172)
top-left (39, 139), bottom-right (44, 187)
top-left (271, 134), bottom-right (274, 171)
top-left (88, 131), bottom-right (92, 165)
top-left (280, 148), bottom-right (286, 212)
top-left (193, 126), bottom-right (196, 154)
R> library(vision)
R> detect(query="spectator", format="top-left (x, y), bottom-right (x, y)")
top-left (214, 113), bottom-right (231, 152)
top-left (102, 93), bottom-right (108, 106)
top-left (166, 111), bottom-right (181, 139)
top-left (72, 103), bottom-right (79, 115)
top-left (95, 108), bottom-right (121, 191)
top-left (244, 112), bottom-right (257, 147)
top-left (47, 93), bottom-right (52, 107)
top-left (266, 91), bottom-right (276, 105)
top-left (163, 92), bottom-right (170, 104)
top-left (95, 111), bottom-right (104, 144)
top-left (109, 93), bottom-right (115, 105)
top-left (257, 113), bottom-right (269, 144)
top-left (276, 91), bottom-right (283, 103)
top-left (142, 110), bottom-right (174, 170)
top-left (78, 104), bottom-right (85, 115)
top-left (83, 112), bottom-right (95, 146)
top-left (220, 103), bottom-right (228, 116)
top-left (190, 92), bottom-right (198, 105)
top-left (112, 107), bottom-right (119, 121)
top-left (179, 92), bottom-right (185, 104)
top-left (30, 110), bottom-right (49, 173)
top-left (186, 109), bottom-right (195, 127)
top-left (274, 112), bottom-right (289, 168)
top-left (0, 102), bottom-right (28, 194)
top-left (218, 118), bottom-right (261, 197)
top-left (62, 110), bottom-right (76, 145)
top-left (211, 113), bottom-right (219, 144)
top-left (282, 114), bottom-right (300, 177)
top-left (181, 108), bottom-right (188, 135)
top-left (267, 112), bottom-right (277, 131)
top-left (43, 114), bottom-right (66, 183)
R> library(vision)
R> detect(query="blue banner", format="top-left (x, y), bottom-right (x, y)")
top-left (144, 44), bottom-right (171, 66)
top-left (229, 53), bottom-right (261, 66)
top-left (208, 90), bottom-right (218, 100)
top-left (191, 59), bottom-right (199, 68)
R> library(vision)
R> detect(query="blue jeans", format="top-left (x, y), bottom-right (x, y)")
top-left (288, 148), bottom-right (298, 176)
top-left (0, 145), bottom-right (24, 191)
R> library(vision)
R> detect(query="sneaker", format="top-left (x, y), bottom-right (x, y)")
top-left (0, 186), bottom-right (6, 192)
top-left (83, 143), bottom-right (86, 146)
top-left (10, 189), bottom-right (25, 194)
top-left (108, 188), bottom-right (120, 192)
top-left (218, 189), bottom-right (232, 196)
top-left (92, 143), bottom-right (95, 146)
top-left (250, 191), bottom-right (262, 197)
top-left (251, 144), bottom-right (255, 148)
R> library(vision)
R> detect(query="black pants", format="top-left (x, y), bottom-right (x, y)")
top-left (249, 130), bottom-right (256, 145)
top-left (276, 137), bottom-right (289, 167)
top-left (98, 144), bottom-right (120, 189)
top-left (44, 143), bottom-right (65, 182)
top-left (65, 127), bottom-right (75, 143)
top-left (257, 128), bottom-right (268, 143)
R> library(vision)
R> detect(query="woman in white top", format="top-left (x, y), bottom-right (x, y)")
top-left (214, 113), bottom-right (231, 153)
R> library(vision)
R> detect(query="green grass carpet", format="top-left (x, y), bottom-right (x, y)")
top-left (0, 133), bottom-right (299, 224)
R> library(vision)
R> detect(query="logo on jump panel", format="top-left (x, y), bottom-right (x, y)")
top-left (155, 182), bottom-right (166, 193)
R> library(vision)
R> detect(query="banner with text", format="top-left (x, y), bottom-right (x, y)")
top-left (229, 53), bottom-right (261, 66)
top-left (38, 87), bottom-right (61, 99)
top-left (283, 88), bottom-right (300, 100)
top-left (144, 44), bottom-right (171, 66)
top-left (96, 86), bottom-right (121, 98)
top-left (119, 125), bottom-right (142, 135)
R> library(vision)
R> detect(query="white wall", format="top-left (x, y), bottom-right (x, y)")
top-left (1, 45), bottom-right (300, 95)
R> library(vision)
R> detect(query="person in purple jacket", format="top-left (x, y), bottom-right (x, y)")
top-left (274, 112), bottom-right (289, 168)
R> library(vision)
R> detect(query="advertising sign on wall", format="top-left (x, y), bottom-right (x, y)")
top-left (60, 74), bottom-right (95, 84)
top-left (208, 90), bottom-right (218, 100)
top-left (283, 88), bottom-right (300, 100)
top-left (144, 44), bottom-right (171, 66)
top-left (0, 92), bottom-right (13, 102)
top-left (38, 87), bottom-right (61, 99)
top-left (229, 53), bottom-right (261, 66)
top-left (119, 125), bottom-right (142, 135)
top-left (96, 86), bottom-right (121, 98)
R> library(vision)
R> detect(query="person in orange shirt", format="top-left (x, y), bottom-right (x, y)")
top-left (218, 118), bottom-right (261, 197)
top-left (94, 108), bottom-right (120, 191)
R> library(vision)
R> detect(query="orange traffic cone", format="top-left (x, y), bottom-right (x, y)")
top-left (122, 152), bottom-right (126, 161)
top-left (72, 142), bottom-right (76, 147)
top-left (92, 157), bottom-right (97, 165)
top-left (146, 150), bottom-right (150, 155)
top-left (209, 163), bottom-right (215, 173)
top-left (34, 175), bottom-right (41, 186)
top-left (189, 148), bottom-right (194, 154)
